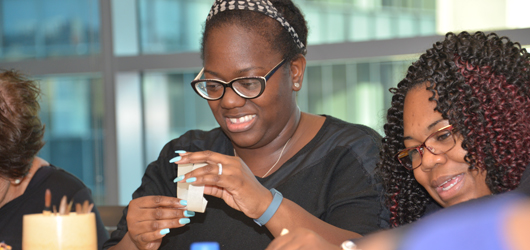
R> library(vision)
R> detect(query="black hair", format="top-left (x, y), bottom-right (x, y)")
top-left (200, 0), bottom-right (308, 62)
top-left (377, 31), bottom-right (530, 227)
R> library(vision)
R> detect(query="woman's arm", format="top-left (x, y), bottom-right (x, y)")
top-left (174, 146), bottom-right (384, 244)
top-left (266, 198), bottom-right (361, 244)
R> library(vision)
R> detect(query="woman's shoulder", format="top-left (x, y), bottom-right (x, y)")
top-left (319, 115), bottom-right (382, 148)
top-left (35, 165), bottom-right (87, 188)
top-left (286, 115), bottom-right (382, 174)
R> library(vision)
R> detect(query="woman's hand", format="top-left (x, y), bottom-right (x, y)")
top-left (173, 150), bottom-right (272, 219)
top-left (125, 196), bottom-right (190, 250)
top-left (265, 228), bottom-right (342, 250)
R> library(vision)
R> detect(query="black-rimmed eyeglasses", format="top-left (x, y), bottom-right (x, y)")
top-left (190, 59), bottom-right (286, 101)
top-left (395, 125), bottom-right (456, 170)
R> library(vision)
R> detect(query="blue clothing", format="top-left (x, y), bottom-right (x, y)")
top-left (398, 192), bottom-right (523, 250)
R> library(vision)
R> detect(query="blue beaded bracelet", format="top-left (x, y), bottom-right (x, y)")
top-left (254, 188), bottom-right (283, 226)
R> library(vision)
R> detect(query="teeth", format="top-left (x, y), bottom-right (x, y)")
top-left (442, 181), bottom-right (458, 191)
top-left (438, 174), bottom-right (463, 190)
top-left (229, 115), bottom-right (255, 124)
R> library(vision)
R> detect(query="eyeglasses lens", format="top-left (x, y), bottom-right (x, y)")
top-left (397, 128), bottom-right (455, 170)
top-left (233, 79), bottom-right (263, 97)
top-left (194, 78), bottom-right (264, 100)
top-left (195, 81), bottom-right (223, 99)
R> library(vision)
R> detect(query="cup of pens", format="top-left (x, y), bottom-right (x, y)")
top-left (22, 189), bottom-right (97, 250)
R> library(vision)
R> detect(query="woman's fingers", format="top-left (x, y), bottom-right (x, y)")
top-left (134, 195), bottom-right (186, 209)
top-left (131, 217), bottom-right (191, 233)
top-left (172, 150), bottom-right (271, 218)
top-left (129, 231), bottom-right (163, 250)
top-left (132, 207), bottom-right (190, 222)
top-left (173, 150), bottom-right (223, 165)
top-left (128, 217), bottom-right (191, 250)
top-left (127, 196), bottom-right (192, 249)
top-left (177, 162), bottom-right (245, 194)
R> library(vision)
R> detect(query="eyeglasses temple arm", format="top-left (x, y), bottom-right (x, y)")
top-left (194, 68), bottom-right (205, 80)
top-left (264, 59), bottom-right (286, 80)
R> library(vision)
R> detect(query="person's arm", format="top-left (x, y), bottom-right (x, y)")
top-left (103, 139), bottom-right (192, 250)
top-left (106, 196), bottom-right (187, 250)
top-left (264, 145), bottom-right (385, 244)
top-left (174, 142), bottom-right (385, 245)
top-left (264, 197), bottom-right (362, 244)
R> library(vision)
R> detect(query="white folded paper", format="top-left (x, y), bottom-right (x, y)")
top-left (176, 163), bottom-right (208, 213)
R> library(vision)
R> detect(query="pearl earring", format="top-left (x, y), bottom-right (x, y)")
top-left (14, 179), bottom-right (21, 184)
top-left (294, 82), bottom-right (300, 88)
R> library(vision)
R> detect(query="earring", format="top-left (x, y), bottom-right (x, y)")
top-left (14, 179), bottom-right (21, 184)
top-left (294, 82), bottom-right (300, 88)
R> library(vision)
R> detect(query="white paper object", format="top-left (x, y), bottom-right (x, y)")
top-left (177, 163), bottom-right (208, 213)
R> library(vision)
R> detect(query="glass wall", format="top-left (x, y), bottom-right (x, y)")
top-left (142, 70), bottom-right (217, 164)
top-left (37, 74), bottom-right (105, 204)
top-left (1, 0), bottom-right (529, 205)
top-left (136, 0), bottom-right (436, 54)
top-left (0, 0), bottom-right (100, 61)
top-left (138, 0), bottom-right (211, 54)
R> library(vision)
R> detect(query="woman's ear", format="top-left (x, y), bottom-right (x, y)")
top-left (289, 55), bottom-right (306, 91)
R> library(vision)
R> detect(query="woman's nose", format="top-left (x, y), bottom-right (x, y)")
top-left (220, 87), bottom-right (246, 109)
top-left (419, 147), bottom-right (447, 171)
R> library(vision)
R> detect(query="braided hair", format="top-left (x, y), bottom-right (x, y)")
top-left (377, 31), bottom-right (530, 227)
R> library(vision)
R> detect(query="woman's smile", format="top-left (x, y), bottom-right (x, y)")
top-left (432, 173), bottom-right (465, 202)
top-left (225, 114), bottom-right (257, 132)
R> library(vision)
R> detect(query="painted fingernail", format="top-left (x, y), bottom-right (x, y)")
top-left (173, 175), bottom-right (185, 183)
top-left (180, 200), bottom-right (187, 206)
top-left (169, 156), bottom-right (181, 163)
top-left (175, 150), bottom-right (186, 154)
top-left (179, 218), bottom-right (190, 225)
top-left (185, 177), bottom-right (196, 183)
top-left (184, 210), bottom-right (195, 217)
top-left (160, 228), bottom-right (170, 235)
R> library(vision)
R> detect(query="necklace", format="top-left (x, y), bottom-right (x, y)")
top-left (234, 137), bottom-right (292, 178)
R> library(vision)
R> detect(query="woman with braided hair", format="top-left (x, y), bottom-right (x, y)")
top-left (266, 31), bottom-right (530, 250)
top-left (380, 31), bottom-right (530, 227)
top-left (104, 1), bottom-right (387, 249)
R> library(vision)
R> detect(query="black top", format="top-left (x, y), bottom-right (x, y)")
top-left (104, 116), bottom-right (389, 250)
top-left (0, 165), bottom-right (109, 250)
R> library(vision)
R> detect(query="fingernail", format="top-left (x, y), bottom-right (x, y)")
top-left (185, 177), bottom-right (196, 183)
top-left (180, 200), bottom-right (187, 206)
top-left (179, 218), bottom-right (190, 225)
top-left (160, 228), bottom-right (170, 235)
top-left (173, 175), bottom-right (185, 183)
top-left (184, 210), bottom-right (195, 217)
top-left (169, 156), bottom-right (181, 163)
top-left (175, 150), bottom-right (186, 154)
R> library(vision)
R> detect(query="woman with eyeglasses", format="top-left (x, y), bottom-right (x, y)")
top-left (103, 1), bottom-right (387, 250)
top-left (265, 31), bottom-right (530, 250)
top-left (380, 31), bottom-right (530, 226)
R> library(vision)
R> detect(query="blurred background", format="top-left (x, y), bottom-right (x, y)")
top-left (0, 0), bottom-right (528, 206)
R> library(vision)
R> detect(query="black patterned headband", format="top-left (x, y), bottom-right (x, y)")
top-left (206, 0), bottom-right (306, 53)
